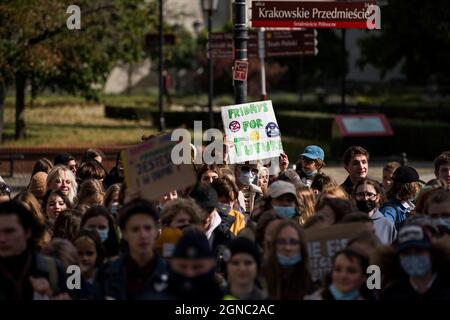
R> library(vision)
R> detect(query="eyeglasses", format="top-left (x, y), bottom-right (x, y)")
top-left (276, 238), bottom-right (300, 246)
top-left (355, 191), bottom-right (377, 199)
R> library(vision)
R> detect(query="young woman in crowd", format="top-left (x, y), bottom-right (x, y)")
top-left (315, 197), bottom-right (352, 225)
top-left (42, 189), bottom-right (73, 232)
top-left (52, 209), bottom-right (82, 241)
top-left (197, 164), bottom-right (221, 187)
top-left (262, 219), bottom-right (314, 299)
top-left (296, 187), bottom-right (316, 225)
top-left (224, 237), bottom-right (267, 300)
top-left (80, 205), bottom-right (120, 258)
top-left (104, 183), bottom-right (122, 218)
top-left (73, 230), bottom-right (105, 284)
top-left (306, 248), bottom-right (371, 300)
top-left (352, 178), bottom-right (397, 244)
top-left (47, 165), bottom-right (78, 204)
top-left (77, 179), bottom-right (105, 206)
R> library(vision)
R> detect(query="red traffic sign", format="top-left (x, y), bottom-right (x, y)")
top-left (251, 1), bottom-right (377, 29)
top-left (233, 60), bottom-right (249, 82)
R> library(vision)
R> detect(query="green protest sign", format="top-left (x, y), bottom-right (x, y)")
top-left (221, 100), bottom-right (283, 164)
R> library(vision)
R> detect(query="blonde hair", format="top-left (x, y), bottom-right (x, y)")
top-left (296, 187), bottom-right (316, 225)
top-left (77, 179), bottom-right (105, 206)
top-left (319, 185), bottom-right (349, 201)
top-left (47, 165), bottom-right (78, 204)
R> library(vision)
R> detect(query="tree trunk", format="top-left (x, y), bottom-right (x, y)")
top-left (15, 73), bottom-right (26, 140)
top-left (0, 79), bottom-right (5, 144)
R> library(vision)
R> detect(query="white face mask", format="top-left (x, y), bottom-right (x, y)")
top-left (239, 171), bottom-right (254, 186)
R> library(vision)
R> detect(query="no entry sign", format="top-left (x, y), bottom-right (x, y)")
top-left (251, 1), bottom-right (377, 29)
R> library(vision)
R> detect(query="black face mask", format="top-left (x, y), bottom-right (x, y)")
top-left (356, 200), bottom-right (377, 213)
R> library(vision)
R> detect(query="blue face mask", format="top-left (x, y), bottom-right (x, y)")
top-left (273, 206), bottom-right (297, 218)
top-left (277, 254), bottom-right (302, 267)
top-left (97, 229), bottom-right (109, 243)
top-left (302, 168), bottom-right (317, 177)
top-left (328, 283), bottom-right (360, 300)
top-left (239, 172), bottom-right (254, 186)
top-left (399, 254), bottom-right (432, 278)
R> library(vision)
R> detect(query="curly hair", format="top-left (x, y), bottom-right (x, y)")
top-left (161, 198), bottom-right (205, 228)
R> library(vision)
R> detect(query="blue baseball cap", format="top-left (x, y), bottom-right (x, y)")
top-left (299, 145), bottom-right (324, 161)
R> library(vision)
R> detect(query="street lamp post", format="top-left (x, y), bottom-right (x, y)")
top-left (233, 0), bottom-right (248, 105)
top-left (201, 0), bottom-right (218, 128)
top-left (158, 0), bottom-right (166, 131)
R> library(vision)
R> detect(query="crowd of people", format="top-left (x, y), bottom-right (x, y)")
top-left (0, 145), bottom-right (450, 301)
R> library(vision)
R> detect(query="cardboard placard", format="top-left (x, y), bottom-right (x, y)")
top-left (304, 222), bottom-right (366, 282)
top-left (221, 100), bottom-right (283, 164)
top-left (121, 132), bottom-right (197, 201)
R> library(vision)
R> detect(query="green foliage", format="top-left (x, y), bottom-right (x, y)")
top-left (358, 0), bottom-right (450, 87)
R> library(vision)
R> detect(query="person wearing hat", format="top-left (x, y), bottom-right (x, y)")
top-left (94, 199), bottom-right (168, 300)
top-left (160, 228), bottom-right (224, 300)
top-left (266, 180), bottom-right (300, 220)
top-left (380, 166), bottom-right (425, 230)
top-left (295, 145), bottom-right (325, 187)
top-left (223, 237), bottom-right (267, 300)
top-left (380, 224), bottom-right (450, 300)
top-left (190, 186), bottom-right (234, 274)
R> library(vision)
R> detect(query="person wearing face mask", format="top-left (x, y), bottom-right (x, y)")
top-left (380, 166), bottom-right (425, 230)
top-left (211, 178), bottom-right (246, 235)
top-left (234, 163), bottom-right (263, 215)
top-left (190, 186), bottom-right (234, 274)
top-left (158, 229), bottom-right (225, 300)
top-left (353, 179), bottom-right (396, 244)
top-left (306, 249), bottom-right (371, 300)
top-left (266, 180), bottom-right (300, 221)
top-left (295, 145), bottom-right (325, 187)
top-left (94, 199), bottom-right (168, 300)
top-left (380, 224), bottom-right (450, 301)
top-left (261, 220), bottom-right (314, 299)
top-left (81, 206), bottom-right (120, 259)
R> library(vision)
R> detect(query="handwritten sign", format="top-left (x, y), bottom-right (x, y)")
top-left (221, 100), bottom-right (283, 164)
top-left (121, 132), bottom-right (197, 201)
top-left (304, 222), bottom-right (366, 282)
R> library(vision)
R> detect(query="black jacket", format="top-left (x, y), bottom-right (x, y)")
top-left (380, 274), bottom-right (450, 301)
top-left (94, 253), bottom-right (168, 300)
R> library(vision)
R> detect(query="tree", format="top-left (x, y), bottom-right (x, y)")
top-left (0, 0), bottom-right (153, 140)
top-left (358, 0), bottom-right (450, 88)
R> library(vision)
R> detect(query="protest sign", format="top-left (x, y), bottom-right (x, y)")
top-left (304, 222), bottom-right (367, 282)
top-left (221, 100), bottom-right (283, 164)
top-left (121, 132), bottom-right (197, 201)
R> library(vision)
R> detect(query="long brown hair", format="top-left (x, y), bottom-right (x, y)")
top-left (262, 219), bottom-right (313, 299)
